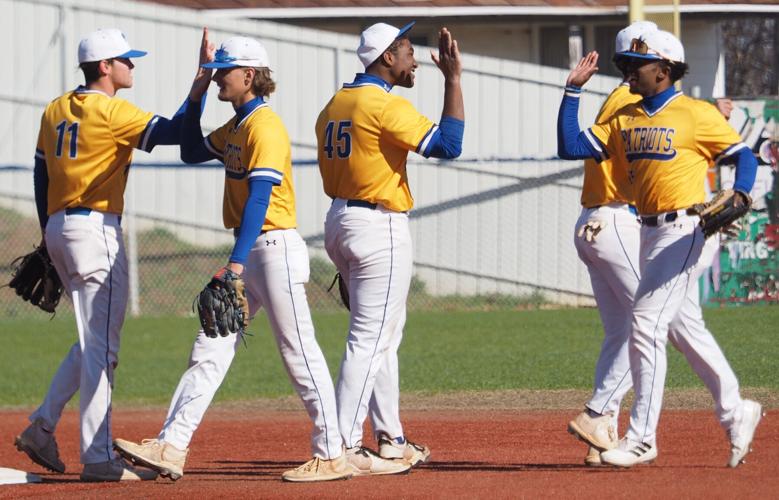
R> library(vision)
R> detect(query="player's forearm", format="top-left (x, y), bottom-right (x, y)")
top-left (441, 78), bottom-right (464, 121)
top-left (731, 148), bottom-right (758, 195)
top-left (557, 86), bottom-right (599, 160)
top-left (180, 97), bottom-right (216, 163)
top-left (229, 178), bottom-right (273, 265)
top-left (33, 156), bottom-right (49, 229)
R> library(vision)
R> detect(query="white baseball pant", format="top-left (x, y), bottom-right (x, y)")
top-left (626, 214), bottom-right (743, 445)
top-left (576, 206), bottom-right (742, 434)
top-left (31, 209), bottom-right (128, 464)
top-left (158, 229), bottom-right (342, 459)
top-left (324, 198), bottom-right (413, 448)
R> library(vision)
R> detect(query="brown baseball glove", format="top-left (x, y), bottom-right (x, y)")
top-left (7, 245), bottom-right (63, 313)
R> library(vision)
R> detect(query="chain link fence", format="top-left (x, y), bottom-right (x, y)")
top-left (0, 195), bottom-right (560, 319)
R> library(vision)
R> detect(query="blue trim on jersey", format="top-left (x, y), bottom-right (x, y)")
top-left (557, 90), bottom-right (603, 161)
top-left (248, 167), bottom-right (283, 185)
top-left (641, 86), bottom-right (681, 117)
top-left (423, 116), bottom-right (464, 159)
top-left (33, 156), bottom-right (49, 228)
top-left (229, 178), bottom-right (273, 265)
top-left (234, 97), bottom-right (267, 130)
top-left (344, 73), bottom-right (392, 92)
top-left (626, 151), bottom-right (677, 162)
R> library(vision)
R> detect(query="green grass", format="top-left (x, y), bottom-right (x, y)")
top-left (1, 306), bottom-right (777, 407)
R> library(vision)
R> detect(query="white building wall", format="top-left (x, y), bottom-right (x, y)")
top-left (0, 0), bottom-right (622, 304)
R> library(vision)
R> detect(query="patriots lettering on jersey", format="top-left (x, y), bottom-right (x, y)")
top-left (224, 144), bottom-right (247, 179)
top-left (621, 127), bottom-right (676, 162)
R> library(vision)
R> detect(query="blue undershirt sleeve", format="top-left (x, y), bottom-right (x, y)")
top-left (423, 116), bottom-right (464, 159)
top-left (229, 178), bottom-right (274, 265)
top-left (731, 147), bottom-right (758, 195)
top-left (557, 86), bottom-right (602, 160)
top-left (141, 97), bottom-right (207, 152)
top-left (180, 97), bottom-right (218, 164)
top-left (33, 156), bottom-right (48, 229)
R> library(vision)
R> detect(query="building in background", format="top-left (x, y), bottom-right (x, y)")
top-left (136, 0), bottom-right (779, 98)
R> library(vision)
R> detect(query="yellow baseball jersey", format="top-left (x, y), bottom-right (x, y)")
top-left (205, 103), bottom-right (296, 230)
top-left (587, 93), bottom-right (746, 215)
top-left (581, 84), bottom-right (639, 208)
top-left (316, 78), bottom-right (436, 212)
top-left (36, 88), bottom-right (154, 215)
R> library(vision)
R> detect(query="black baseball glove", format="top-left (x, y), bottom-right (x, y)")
top-left (8, 245), bottom-right (63, 313)
top-left (328, 272), bottom-right (350, 311)
top-left (194, 267), bottom-right (249, 338)
top-left (691, 189), bottom-right (752, 238)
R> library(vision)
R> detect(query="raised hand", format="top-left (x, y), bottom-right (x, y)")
top-left (566, 51), bottom-right (599, 88)
top-left (431, 27), bottom-right (462, 83)
top-left (190, 27), bottom-right (216, 101)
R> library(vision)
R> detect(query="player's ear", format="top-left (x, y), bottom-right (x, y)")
top-left (98, 59), bottom-right (112, 77)
top-left (380, 49), bottom-right (395, 67)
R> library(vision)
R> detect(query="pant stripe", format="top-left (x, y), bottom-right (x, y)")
top-left (100, 225), bottom-right (114, 461)
top-left (596, 213), bottom-right (639, 414)
top-left (348, 213), bottom-right (394, 446)
top-left (641, 228), bottom-right (699, 441)
top-left (282, 232), bottom-right (331, 458)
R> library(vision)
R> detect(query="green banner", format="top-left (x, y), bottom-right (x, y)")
top-left (702, 97), bottom-right (779, 306)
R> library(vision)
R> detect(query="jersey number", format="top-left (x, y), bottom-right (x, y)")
top-left (323, 120), bottom-right (352, 159)
top-left (55, 120), bottom-right (79, 159)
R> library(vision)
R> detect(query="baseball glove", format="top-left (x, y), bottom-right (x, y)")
top-left (7, 245), bottom-right (63, 313)
top-left (194, 267), bottom-right (249, 338)
top-left (691, 189), bottom-right (752, 239)
top-left (328, 272), bottom-right (350, 311)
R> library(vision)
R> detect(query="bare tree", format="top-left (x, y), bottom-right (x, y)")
top-left (722, 17), bottom-right (778, 96)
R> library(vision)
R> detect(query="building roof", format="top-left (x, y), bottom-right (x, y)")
top-left (139, 0), bottom-right (779, 9)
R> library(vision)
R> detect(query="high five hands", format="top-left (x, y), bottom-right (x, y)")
top-left (190, 27), bottom-right (216, 101)
top-left (566, 51), bottom-right (599, 88)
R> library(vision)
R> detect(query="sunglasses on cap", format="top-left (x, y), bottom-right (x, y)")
top-left (628, 38), bottom-right (675, 62)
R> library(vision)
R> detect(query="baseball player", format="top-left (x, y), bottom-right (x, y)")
top-left (316, 22), bottom-right (464, 475)
top-left (565, 22), bottom-right (750, 467)
top-left (14, 28), bottom-right (193, 481)
top-left (558, 31), bottom-right (762, 467)
top-left (113, 29), bottom-right (350, 483)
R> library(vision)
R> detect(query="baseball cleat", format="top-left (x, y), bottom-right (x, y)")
top-left (378, 434), bottom-right (430, 467)
top-left (80, 458), bottom-right (158, 482)
top-left (600, 438), bottom-right (657, 468)
top-left (568, 411), bottom-right (617, 451)
top-left (114, 438), bottom-right (187, 481)
top-left (345, 446), bottom-right (412, 476)
top-left (728, 400), bottom-right (763, 468)
top-left (282, 454), bottom-right (353, 482)
top-left (584, 446), bottom-right (604, 467)
top-left (14, 417), bottom-right (66, 473)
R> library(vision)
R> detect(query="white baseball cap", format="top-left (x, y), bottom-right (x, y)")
top-left (357, 21), bottom-right (415, 69)
top-left (78, 29), bottom-right (147, 64)
top-left (615, 21), bottom-right (658, 53)
top-left (622, 30), bottom-right (685, 63)
top-left (202, 37), bottom-right (270, 69)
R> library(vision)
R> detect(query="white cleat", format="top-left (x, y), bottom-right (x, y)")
top-left (728, 400), bottom-right (764, 468)
top-left (600, 438), bottom-right (657, 468)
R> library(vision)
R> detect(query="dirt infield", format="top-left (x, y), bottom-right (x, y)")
top-left (0, 404), bottom-right (776, 499)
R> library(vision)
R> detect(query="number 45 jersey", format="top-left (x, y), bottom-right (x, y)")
top-left (36, 87), bottom-right (155, 216)
top-left (315, 76), bottom-right (436, 212)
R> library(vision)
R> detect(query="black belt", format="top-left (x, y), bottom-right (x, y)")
top-left (65, 207), bottom-right (121, 223)
top-left (346, 199), bottom-right (378, 210)
top-left (641, 208), bottom-right (697, 227)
